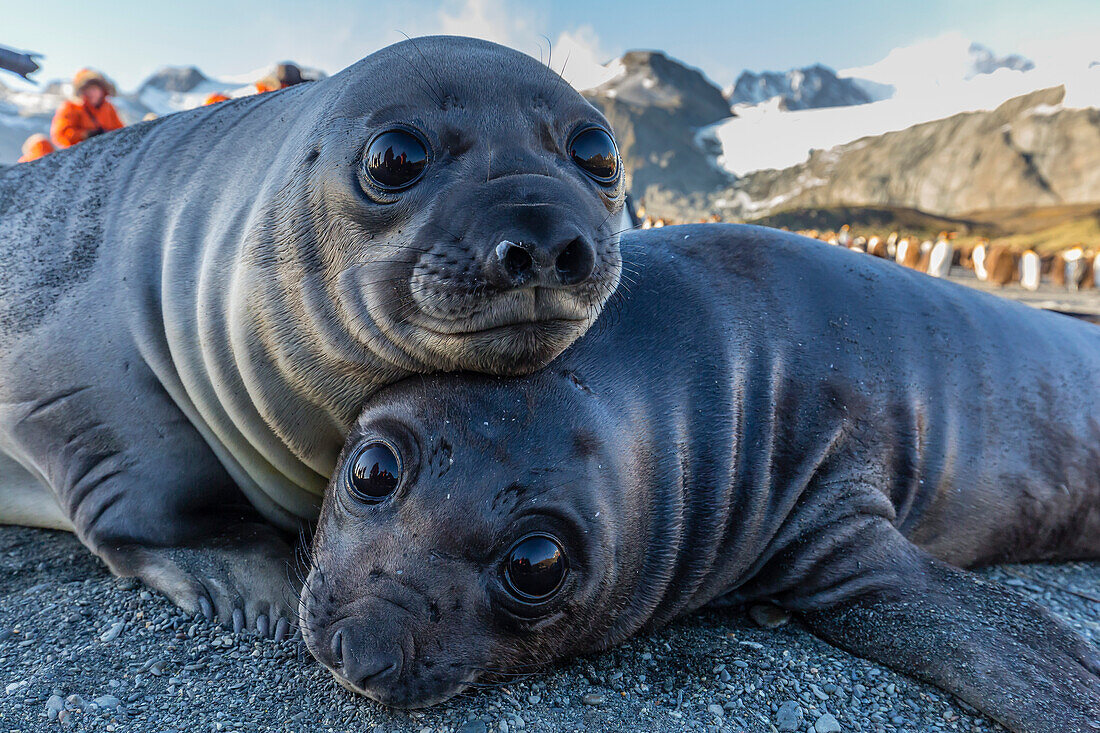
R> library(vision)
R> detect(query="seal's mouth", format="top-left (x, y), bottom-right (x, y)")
top-left (423, 315), bottom-right (586, 338)
top-left (415, 286), bottom-right (595, 337)
top-left (327, 667), bottom-right (474, 709)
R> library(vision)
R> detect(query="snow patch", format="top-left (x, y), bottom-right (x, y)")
top-left (712, 32), bottom-right (1100, 176)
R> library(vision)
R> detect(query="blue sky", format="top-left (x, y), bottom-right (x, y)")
top-left (4, 0), bottom-right (1100, 90)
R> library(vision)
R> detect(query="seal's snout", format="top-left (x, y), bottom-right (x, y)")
top-left (492, 235), bottom-right (596, 288)
top-left (329, 624), bottom-right (402, 692)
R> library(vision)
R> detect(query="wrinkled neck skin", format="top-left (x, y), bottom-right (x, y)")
top-left (571, 387), bottom-right (855, 657)
top-left (229, 183), bottom-right (429, 517)
top-left (156, 96), bottom-right (439, 528)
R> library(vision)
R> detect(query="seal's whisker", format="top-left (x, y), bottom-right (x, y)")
top-left (350, 276), bottom-right (410, 289)
top-left (287, 544), bottom-right (323, 609)
top-left (285, 563), bottom-right (321, 610)
top-left (367, 292), bottom-right (418, 313)
top-left (547, 51), bottom-right (574, 109)
top-left (359, 260), bottom-right (419, 268)
top-left (540, 34), bottom-right (555, 92)
top-left (463, 678), bottom-right (530, 690)
top-left (596, 209), bottom-right (616, 232)
top-left (399, 33), bottom-right (449, 107)
top-left (422, 220), bottom-right (462, 241)
top-left (390, 47), bottom-right (445, 108)
top-left (597, 223), bottom-right (642, 243)
top-left (372, 242), bottom-right (434, 255)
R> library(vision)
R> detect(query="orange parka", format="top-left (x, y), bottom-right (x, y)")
top-left (51, 98), bottom-right (124, 148)
top-left (17, 134), bottom-right (55, 163)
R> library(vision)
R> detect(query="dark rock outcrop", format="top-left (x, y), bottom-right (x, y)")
top-left (720, 86), bottom-right (1100, 218)
top-left (582, 51), bottom-right (733, 201)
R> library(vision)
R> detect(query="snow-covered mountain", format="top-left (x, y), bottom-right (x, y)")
top-left (710, 33), bottom-right (1100, 176)
top-left (726, 65), bottom-right (872, 111)
top-left (587, 50), bottom-right (731, 124)
top-left (712, 85), bottom-right (1100, 220)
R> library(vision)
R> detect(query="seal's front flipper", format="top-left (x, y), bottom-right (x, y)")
top-left (4, 378), bottom-right (300, 639)
top-left (786, 521), bottom-right (1100, 733)
top-left (101, 520), bottom-right (299, 640)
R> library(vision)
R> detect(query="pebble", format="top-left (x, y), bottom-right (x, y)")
top-left (94, 694), bottom-right (122, 711)
top-left (45, 694), bottom-right (64, 721)
top-left (748, 604), bottom-right (792, 629)
top-left (4, 679), bottom-right (28, 694)
top-left (776, 700), bottom-right (804, 731)
top-left (706, 703), bottom-right (724, 718)
top-left (815, 712), bottom-right (842, 732)
top-left (581, 692), bottom-right (606, 706)
top-left (100, 621), bottom-right (125, 642)
top-left (457, 720), bottom-right (488, 733)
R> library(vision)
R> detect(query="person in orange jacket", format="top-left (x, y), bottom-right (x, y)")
top-left (203, 92), bottom-right (230, 105)
top-left (51, 68), bottom-right (125, 148)
top-left (17, 133), bottom-right (55, 162)
top-left (254, 63), bottom-right (305, 94)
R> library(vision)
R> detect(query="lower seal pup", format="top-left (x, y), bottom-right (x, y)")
top-left (304, 224), bottom-right (1100, 731)
top-left (0, 36), bottom-right (626, 634)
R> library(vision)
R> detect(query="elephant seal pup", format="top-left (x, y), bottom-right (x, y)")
top-left (0, 36), bottom-right (626, 635)
top-left (304, 224), bottom-right (1100, 731)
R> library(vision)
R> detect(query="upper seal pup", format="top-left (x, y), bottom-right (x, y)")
top-left (0, 36), bottom-right (626, 634)
top-left (304, 224), bottom-right (1100, 731)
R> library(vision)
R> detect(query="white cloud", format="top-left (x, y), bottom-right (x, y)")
top-left (433, 0), bottom-right (542, 48)
top-left (551, 25), bottom-right (619, 90)
top-left (430, 0), bottom-right (616, 90)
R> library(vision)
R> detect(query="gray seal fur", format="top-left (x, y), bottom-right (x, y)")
top-left (0, 36), bottom-right (625, 632)
top-left (305, 224), bottom-right (1100, 731)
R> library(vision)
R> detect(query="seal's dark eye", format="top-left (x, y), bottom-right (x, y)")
top-left (503, 534), bottom-right (568, 602)
top-left (364, 130), bottom-right (428, 190)
top-left (346, 442), bottom-right (400, 503)
top-left (569, 127), bottom-right (618, 183)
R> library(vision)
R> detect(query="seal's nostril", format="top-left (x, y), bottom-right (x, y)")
top-left (331, 629), bottom-right (344, 668)
top-left (496, 240), bottom-right (535, 283)
top-left (555, 238), bottom-right (596, 285)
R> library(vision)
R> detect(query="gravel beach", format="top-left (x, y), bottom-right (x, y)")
top-left (1, 526), bottom-right (1097, 732)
